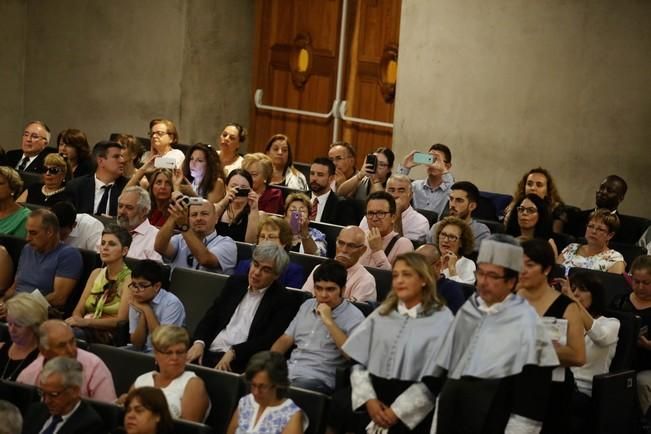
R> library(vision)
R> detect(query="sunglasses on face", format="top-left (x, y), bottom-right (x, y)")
top-left (44, 167), bottom-right (63, 175)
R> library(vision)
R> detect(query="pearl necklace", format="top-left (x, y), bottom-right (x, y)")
top-left (42, 186), bottom-right (65, 197)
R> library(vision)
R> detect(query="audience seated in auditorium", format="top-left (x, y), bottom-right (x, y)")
top-left (17, 320), bottom-right (116, 402)
top-left (558, 208), bottom-right (626, 273)
top-left (180, 142), bottom-right (226, 203)
top-left (22, 357), bottom-right (107, 434)
top-left (16, 153), bottom-right (72, 206)
top-left (432, 216), bottom-right (476, 285)
top-left (0, 166), bottom-right (30, 238)
top-left (302, 226), bottom-right (377, 302)
top-left (337, 147), bottom-right (394, 200)
top-left (215, 169), bottom-right (261, 244)
top-left (114, 133), bottom-right (143, 179)
top-left (2, 209), bottom-right (82, 310)
top-left (610, 255), bottom-right (651, 419)
top-left (6, 120), bottom-right (56, 173)
top-left (52, 201), bottom-right (103, 252)
top-left (265, 133), bottom-right (308, 190)
top-left (65, 224), bottom-right (132, 344)
top-left (57, 128), bottom-right (94, 178)
top-left (429, 181), bottom-right (490, 249)
top-left (65, 140), bottom-right (128, 217)
top-left (504, 167), bottom-right (566, 233)
top-left (271, 260), bottom-right (365, 394)
top-left (242, 153), bottom-right (284, 214)
top-left (227, 351), bottom-right (307, 434)
top-left (128, 260), bottom-right (185, 353)
top-left (187, 244), bottom-right (301, 373)
top-left (117, 186), bottom-right (162, 261)
top-left (0, 293), bottom-right (47, 381)
top-left (358, 191), bottom-right (413, 270)
top-left (414, 243), bottom-right (467, 314)
top-left (284, 193), bottom-right (327, 257)
top-left (396, 143), bottom-right (454, 217)
top-left (218, 123), bottom-right (246, 176)
top-left (505, 193), bottom-right (558, 256)
top-left (308, 157), bottom-right (360, 226)
top-left (156, 197), bottom-right (237, 274)
top-left (328, 141), bottom-right (358, 192)
top-left (518, 239), bottom-right (586, 433)
top-left (430, 235), bottom-right (558, 433)
top-left (126, 325), bottom-right (210, 423)
top-left (122, 387), bottom-right (174, 434)
top-left (141, 118), bottom-right (185, 170)
top-left (0, 401), bottom-right (22, 434)
top-left (234, 216), bottom-right (306, 288)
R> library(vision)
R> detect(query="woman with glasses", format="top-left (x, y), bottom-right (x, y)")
top-left (218, 123), bottom-right (246, 176)
top-left (122, 387), bottom-right (175, 434)
top-left (180, 143), bottom-right (225, 203)
top-left (265, 134), bottom-right (308, 190)
top-left (432, 216), bottom-right (476, 285)
top-left (505, 193), bottom-right (558, 256)
top-left (126, 325), bottom-right (211, 423)
top-left (0, 166), bottom-right (30, 238)
top-left (283, 193), bottom-right (327, 257)
top-left (64, 224), bottom-right (132, 344)
top-left (338, 147), bottom-right (394, 200)
top-left (16, 153), bottom-right (72, 206)
top-left (141, 119), bottom-right (185, 170)
top-left (558, 209), bottom-right (625, 273)
top-left (56, 128), bottom-right (93, 178)
top-left (227, 351), bottom-right (307, 434)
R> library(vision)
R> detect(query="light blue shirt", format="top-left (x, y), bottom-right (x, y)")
top-left (164, 230), bottom-right (237, 274)
top-left (128, 288), bottom-right (186, 352)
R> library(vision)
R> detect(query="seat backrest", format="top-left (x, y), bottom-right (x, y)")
top-left (569, 268), bottom-right (632, 307)
top-left (478, 191), bottom-right (513, 221)
top-left (288, 251), bottom-right (326, 286)
top-left (604, 309), bottom-right (640, 373)
top-left (169, 268), bottom-right (229, 336)
top-left (616, 214), bottom-right (651, 245)
top-left (591, 370), bottom-right (637, 434)
top-left (174, 419), bottom-right (216, 434)
top-left (185, 364), bottom-right (244, 434)
top-left (0, 234), bottom-right (28, 273)
top-left (88, 343), bottom-right (155, 395)
top-left (308, 221), bottom-right (344, 258)
top-left (475, 219), bottom-right (505, 234)
top-left (18, 171), bottom-right (42, 193)
top-left (414, 208), bottom-right (438, 227)
top-left (293, 162), bottom-right (311, 181)
top-left (64, 248), bottom-right (102, 316)
top-left (365, 266), bottom-right (392, 302)
top-left (235, 241), bottom-right (255, 262)
top-left (609, 242), bottom-right (647, 272)
top-left (0, 379), bottom-right (39, 413)
top-left (473, 195), bottom-right (498, 222)
top-left (551, 232), bottom-right (576, 252)
top-left (287, 386), bottom-right (331, 434)
top-left (85, 399), bottom-right (125, 432)
top-left (0, 321), bottom-right (7, 342)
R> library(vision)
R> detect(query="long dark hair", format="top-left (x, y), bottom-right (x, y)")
top-left (124, 387), bottom-right (174, 434)
top-left (569, 269), bottom-right (607, 317)
top-left (506, 193), bottom-right (553, 240)
top-left (182, 143), bottom-right (224, 198)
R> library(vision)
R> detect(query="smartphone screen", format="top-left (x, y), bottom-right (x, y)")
top-left (365, 154), bottom-right (378, 173)
top-left (413, 152), bottom-right (434, 165)
top-left (290, 211), bottom-right (301, 234)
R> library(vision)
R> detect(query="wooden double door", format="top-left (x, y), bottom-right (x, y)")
top-left (249, 0), bottom-right (401, 167)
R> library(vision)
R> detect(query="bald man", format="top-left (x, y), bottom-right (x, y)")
top-left (415, 244), bottom-right (466, 314)
top-left (301, 226), bottom-right (377, 302)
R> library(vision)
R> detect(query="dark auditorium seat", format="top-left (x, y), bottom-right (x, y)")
top-left (0, 234), bottom-right (27, 273)
top-left (294, 162), bottom-right (311, 181)
top-left (604, 309), bottom-right (640, 372)
top-left (414, 208), bottom-right (438, 228)
top-left (287, 386), bottom-right (331, 434)
top-left (609, 241), bottom-right (647, 271)
top-left (365, 267), bottom-right (392, 302)
top-left (18, 171), bottom-right (42, 192)
top-left (86, 399), bottom-right (124, 432)
top-left (592, 370), bottom-right (637, 434)
top-left (476, 219), bottom-right (505, 234)
top-left (64, 248), bottom-right (102, 317)
top-left (568, 268), bottom-right (632, 307)
top-left (0, 380), bottom-right (39, 413)
top-left (235, 241), bottom-right (255, 262)
top-left (174, 419), bottom-right (216, 434)
top-left (89, 344), bottom-right (155, 395)
top-left (0, 321), bottom-right (8, 342)
top-left (309, 221), bottom-right (344, 258)
top-left (479, 191), bottom-right (513, 221)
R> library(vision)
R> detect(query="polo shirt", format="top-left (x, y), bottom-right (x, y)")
top-left (128, 288), bottom-right (186, 352)
top-left (164, 230), bottom-right (237, 274)
top-left (15, 242), bottom-right (82, 295)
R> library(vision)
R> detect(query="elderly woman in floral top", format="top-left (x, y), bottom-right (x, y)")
top-left (284, 193), bottom-right (327, 257)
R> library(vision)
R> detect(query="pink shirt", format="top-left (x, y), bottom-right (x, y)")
top-left (302, 262), bottom-right (377, 302)
top-left (17, 349), bottom-right (117, 402)
top-left (127, 218), bottom-right (162, 261)
top-left (358, 231), bottom-right (414, 270)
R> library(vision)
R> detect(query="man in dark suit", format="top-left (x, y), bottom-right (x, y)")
top-left (5, 120), bottom-right (56, 173)
top-left (186, 243), bottom-right (302, 373)
top-left (65, 140), bottom-right (128, 216)
top-left (308, 157), bottom-right (361, 226)
top-left (415, 243), bottom-right (467, 314)
top-left (23, 357), bottom-right (107, 434)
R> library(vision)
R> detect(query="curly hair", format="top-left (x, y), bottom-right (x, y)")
top-left (284, 192), bottom-right (312, 215)
top-left (509, 167), bottom-right (564, 212)
top-left (434, 216), bottom-right (475, 256)
top-left (182, 143), bottom-right (225, 198)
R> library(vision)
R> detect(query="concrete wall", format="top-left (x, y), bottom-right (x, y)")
top-left (394, 0), bottom-right (651, 217)
top-left (0, 0), bottom-right (26, 148)
top-left (3, 0), bottom-right (253, 149)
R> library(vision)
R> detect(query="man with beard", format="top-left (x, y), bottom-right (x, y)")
top-left (116, 186), bottom-right (162, 260)
top-left (429, 181), bottom-right (490, 249)
top-left (301, 226), bottom-right (377, 302)
top-left (308, 157), bottom-right (361, 226)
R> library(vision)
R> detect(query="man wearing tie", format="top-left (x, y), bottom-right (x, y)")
top-left (65, 141), bottom-right (128, 216)
top-left (4, 120), bottom-right (56, 173)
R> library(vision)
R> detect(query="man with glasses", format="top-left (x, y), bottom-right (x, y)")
top-left (65, 141), bottom-right (128, 216)
top-left (301, 226), bottom-right (377, 302)
top-left (328, 141), bottom-right (358, 192)
top-left (187, 244), bottom-right (302, 373)
top-left (127, 260), bottom-right (185, 352)
top-left (17, 320), bottom-right (116, 402)
top-left (155, 197), bottom-right (236, 273)
top-left (22, 357), bottom-right (107, 434)
top-left (427, 234), bottom-right (558, 433)
top-left (5, 120), bottom-right (56, 173)
top-left (359, 191), bottom-right (413, 270)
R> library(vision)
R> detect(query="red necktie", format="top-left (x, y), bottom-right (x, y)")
top-left (309, 198), bottom-right (318, 221)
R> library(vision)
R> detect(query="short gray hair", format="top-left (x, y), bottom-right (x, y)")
top-left (252, 243), bottom-right (290, 276)
top-left (6, 293), bottom-right (48, 336)
top-left (40, 357), bottom-right (83, 388)
top-left (122, 186), bottom-right (151, 214)
top-left (39, 320), bottom-right (69, 350)
top-left (0, 401), bottom-right (22, 434)
top-left (388, 174), bottom-right (413, 192)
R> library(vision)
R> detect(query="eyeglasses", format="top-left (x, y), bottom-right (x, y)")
top-left (366, 211), bottom-right (391, 219)
top-left (438, 232), bottom-right (459, 242)
top-left (38, 388), bottom-right (68, 400)
top-left (586, 224), bottom-right (609, 234)
top-left (516, 206), bottom-right (538, 215)
top-left (336, 239), bottom-right (364, 250)
top-left (149, 131), bottom-right (169, 138)
top-left (475, 269), bottom-right (507, 281)
top-left (44, 166), bottom-right (63, 175)
top-left (23, 132), bottom-right (45, 141)
top-left (128, 282), bottom-right (153, 292)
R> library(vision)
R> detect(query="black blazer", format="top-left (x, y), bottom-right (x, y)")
top-left (193, 275), bottom-right (301, 371)
top-left (5, 147), bottom-right (57, 173)
top-left (319, 192), bottom-right (362, 226)
top-left (65, 174), bottom-right (128, 216)
top-left (569, 209), bottom-right (642, 244)
top-left (23, 400), bottom-right (107, 434)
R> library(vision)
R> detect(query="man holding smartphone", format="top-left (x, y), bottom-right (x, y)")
top-left (337, 148), bottom-right (394, 200)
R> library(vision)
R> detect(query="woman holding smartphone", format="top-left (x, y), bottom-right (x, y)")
top-left (337, 148), bottom-right (394, 200)
top-left (283, 193), bottom-right (327, 257)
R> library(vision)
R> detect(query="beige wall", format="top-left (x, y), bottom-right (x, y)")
top-left (0, 0), bottom-right (26, 148)
top-left (394, 0), bottom-right (651, 217)
top-left (2, 0), bottom-right (253, 149)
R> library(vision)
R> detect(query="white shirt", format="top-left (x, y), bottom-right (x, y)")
top-left (127, 219), bottom-right (162, 261)
top-left (142, 148), bottom-right (186, 169)
top-left (209, 287), bottom-right (269, 352)
top-left (310, 190), bottom-right (332, 223)
top-left (222, 154), bottom-right (243, 176)
top-left (93, 176), bottom-right (115, 214)
top-left (66, 213), bottom-right (104, 251)
top-left (39, 400), bottom-right (81, 434)
top-left (442, 255), bottom-right (476, 285)
top-left (16, 153), bottom-right (38, 170)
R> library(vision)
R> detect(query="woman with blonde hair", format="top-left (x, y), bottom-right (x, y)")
top-left (0, 167), bottom-right (30, 238)
top-left (0, 293), bottom-right (48, 380)
top-left (264, 134), bottom-right (308, 190)
top-left (433, 216), bottom-right (476, 285)
top-left (283, 193), bottom-right (327, 257)
top-left (242, 153), bottom-right (284, 214)
top-left (331, 252), bottom-right (454, 433)
top-left (16, 153), bottom-right (72, 206)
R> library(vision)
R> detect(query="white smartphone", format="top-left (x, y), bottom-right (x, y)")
top-left (154, 157), bottom-right (177, 169)
top-left (413, 152), bottom-right (434, 165)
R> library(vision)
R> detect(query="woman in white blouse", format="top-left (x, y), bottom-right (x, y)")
top-left (142, 118), bottom-right (185, 169)
top-left (433, 216), bottom-right (476, 285)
